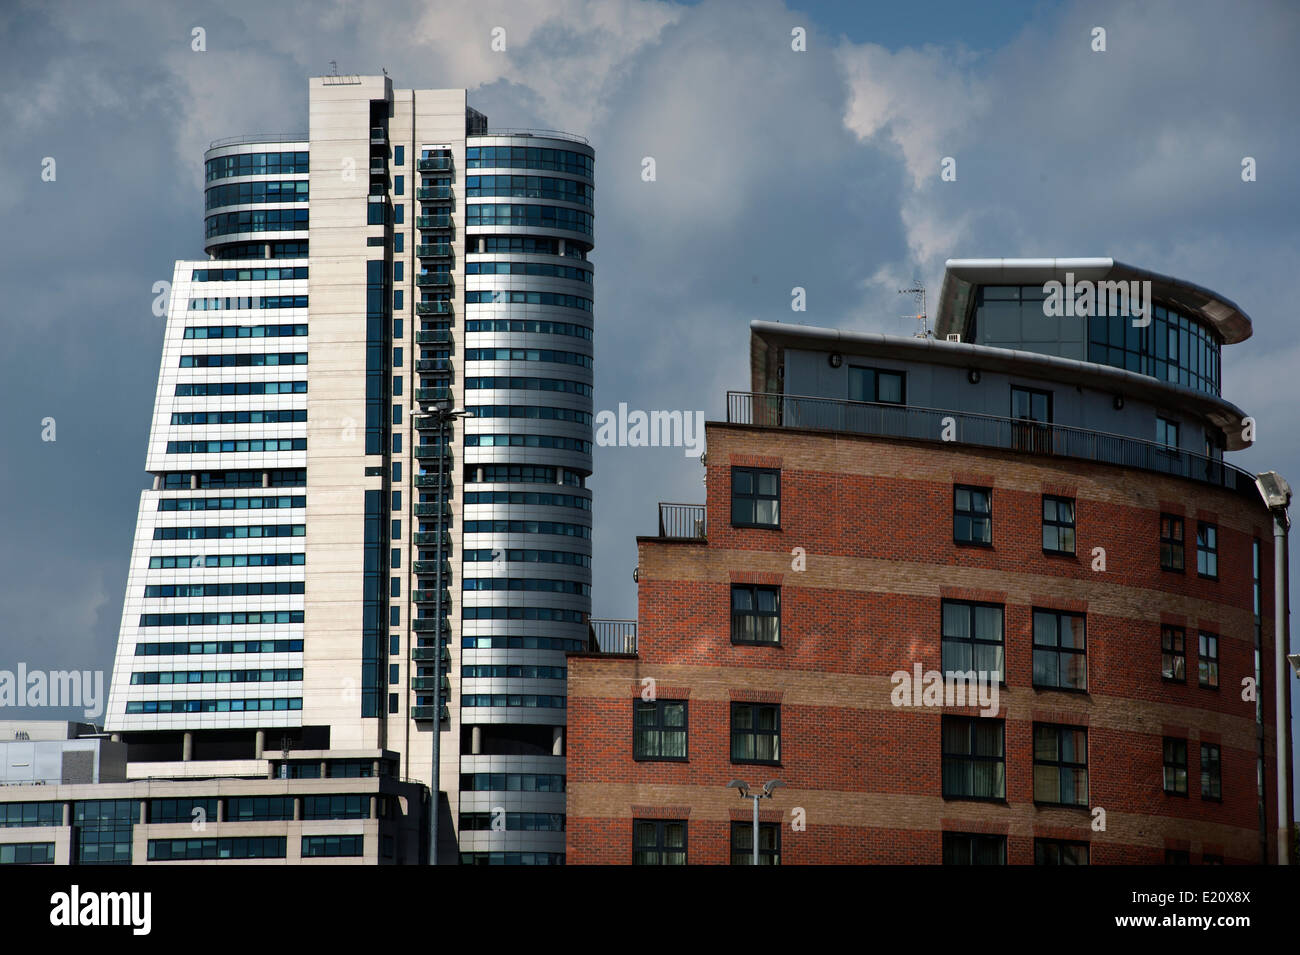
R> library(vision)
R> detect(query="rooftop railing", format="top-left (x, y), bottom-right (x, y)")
top-left (588, 619), bottom-right (637, 654)
top-left (658, 503), bottom-right (707, 540)
top-left (726, 392), bottom-right (1255, 495)
top-left (477, 128), bottom-right (591, 146)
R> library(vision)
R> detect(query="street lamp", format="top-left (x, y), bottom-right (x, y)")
top-left (413, 400), bottom-right (471, 865)
top-left (1255, 470), bottom-right (1292, 865)
top-left (727, 778), bottom-right (783, 865)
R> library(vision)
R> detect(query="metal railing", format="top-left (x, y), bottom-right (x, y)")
top-left (417, 157), bottom-right (453, 172)
top-left (416, 244), bottom-right (452, 258)
top-left (726, 392), bottom-right (1255, 495)
top-left (207, 133), bottom-right (307, 150)
top-left (479, 127), bottom-right (591, 146)
top-left (588, 619), bottom-right (637, 654)
top-left (658, 503), bottom-right (707, 540)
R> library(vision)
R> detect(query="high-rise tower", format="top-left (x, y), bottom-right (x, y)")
top-left (105, 75), bottom-right (594, 864)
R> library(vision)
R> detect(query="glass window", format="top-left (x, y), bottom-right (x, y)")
top-left (731, 467), bottom-right (780, 527)
top-left (731, 821), bottom-right (780, 865)
top-left (1035, 839), bottom-right (1090, 865)
top-left (1160, 514), bottom-right (1185, 571)
top-left (1163, 738), bottom-right (1188, 794)
top-left (730, 702), bottom-right (780, 764)
top-left (1198, 632), bottom-right (1219, 688)
top-left (1032, 610), bottom-right (1087, 691)
top-left (731, 584), bottom-right (780, 645)
top-left (954, 485), bottom-right (992, 545)
top-left (633, 819), bottom-right (687, 865)
top-left (941, 717), bottom-right (1005, 800)
top-left (1011, 386), bottom-right (1052, 422)
top-left (1156, 416), bottom-right (1180, 449)
top-left (1200, 743), bottom-right (1222, 800)
top-left (1042, 496), bottom-right (1076, 554)
top-left (1197, 523), bottom-right (1218, 578)
top-left (941, 601), bottom-right (1004, 679)
top-left (1033, 724), bottom-right (1088, 806)
top-left (634, 700), bottom-right (687, 760)
top-left (1162, 626), bottom-right (1186, 681)
top-left (849, 366), bottom-right (905, 404)
top-left (943, 832), bottom-right (1006, 865)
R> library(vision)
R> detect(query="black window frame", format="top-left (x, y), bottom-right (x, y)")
top-left (1163, 737), bottom-right (1189, 795)
top-left (953, 484), bottom-right (993, 546)
top-left (940, 600), bottom-right (1005, 683)
top-left (1042, 494), bottom-right (1077, 555)
top-left (1196, 522), bottom-right (1218, 579)
top-left (632, 818), bottom-right (687, 865)
top-left (1198, 631), bottom-right (1220, 689)
top-left (730, 583), bottom-right (781, 646)
top-left (848, 364), bottom-right (906, 405)
top-left (1032, 723), bottom-right (1089, 808)
top-left (1156, 416), bottom-right (1180, 449)
top-left (730, 820), bottom-right (781, 865)
top-left (941, 716), bottom-right (1006, 802)
top-left (1010, 385), bottom-right (1053, 423)
top-left (632, 698), bottom-right (688, 762)
top-left (1034, 838), bottom-right (1090, 865)
top-left (1161, 626), bottom-right (1186, 683)
top-left (1200, 742), bottom-right (1222, 801)
top-left (1160, 513), bottom-right (1185, 572)
top-left (1032, 609), bottom-right (1088, 692)
top-left (730, 466), bottom-right (781, 529)
top-left (942, 831), bottom-right (1006, 865)
top-left (730, 701), bottom-right (781, 765)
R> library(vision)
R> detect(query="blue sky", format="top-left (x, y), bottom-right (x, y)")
top-left (0, 0), bottom-right (1297, 807)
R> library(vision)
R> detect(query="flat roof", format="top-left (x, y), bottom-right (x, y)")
top-left (934, 257), bottom-right (1252, 345)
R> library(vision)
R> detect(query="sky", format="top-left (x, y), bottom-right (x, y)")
top-left (0, 0), bottom-right (1297, 798)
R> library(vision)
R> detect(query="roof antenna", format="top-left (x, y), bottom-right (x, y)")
top-left (329, 60), bottom-right (338, 76)
top-left (899, 283), bottom-right (929, 338)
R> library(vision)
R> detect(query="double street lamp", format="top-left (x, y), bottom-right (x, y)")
top-left (413, 399), bottom-right (471, 865)
top-left (727, 778), bottom-right (783, 865)
top-left (1255, 470), bottom-right (1293, 865)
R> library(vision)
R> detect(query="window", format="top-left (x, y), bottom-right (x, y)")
top-left (1165, 849), bottom-right (1191, 864)
top-left (943, 832), bottom-right (1006, 865)
top-left (1163, 738), bottom-right (1188, 795)
top-left (1202, 854), bottom-right (1224, 865)
top-left (731, 467), bottom-right (780, 527)
top-left (1011, 386), bottom-right (1052, 422)
top-left (1034, 839), bottom-right (1090, 865)
top-left (730, 702), bottom-right (780, 764)
top-left (731, 584), bottom-right (780, 645)
top-left (1033, 724), bottom-right (1088, 806)
top-left (633, 699), bottom-right (687, 761)
top-left (1197, 522), bottom-right (1218, 578)
top-left (849, 365), bottom-right (905, 404)
top-left (632, 819), bottom-right (687, 865)
top-left (1042, 496), bottom-right (1076, 554)
top-left (941, 601), bottom-right (1004, 679)
top-left (1161, 626), bottom-right (1186, 682)
top-left (1200, 743), bottom-right (1221, 800)
top-left (1198, 632), bottom-right (1220, 688)
top-left (731, 821), bottom-right (780, 865)
top-left (1156, 416), bottom-right (1180, 449)
top-left (394, 145), bottom-right (404, 165)
top-left (301, 835), bottom-right (363, 858)
top-left (1160, 514), bottom-right (1185, 571)
top-left (941, 717), bottom-right (1005, 800)
top-left (1032, 610), bottom-right (1087, 691)
top-left (954, 485), bottom-right (992, 545)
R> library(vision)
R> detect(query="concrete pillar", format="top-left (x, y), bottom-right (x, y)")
top-left (216, 799), bottom-right (224, 823)
top-left (293, 797), bottom-right (300, 821)
top-left (558, 238), bottom-right (566, 256)
top-left (110, 733), bottom-right (121, 743)
top-left (552, 726), bottom-right (563, 756)
top-left (370, 796), bottom-right (378, 819)
top-left (190, 474), bottom-right (199, 490)
top-left (471, 725), bottom-right (481, 755)
top-left (152, 475), bottom-right (161, 490)
top-left (262, 471), bottom-right (271, 488)
top-left (320, 760), bottom-right (328, 778)
top-left (62, 802), bottom-right (71, 826)
top-left (182, 732), bottom-right (193, 761)
top-left (255, 730), bottom-right (264, 759)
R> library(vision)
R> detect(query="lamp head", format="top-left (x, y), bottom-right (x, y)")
top-left (1255, 471), bottom-right (1292, 511)
top-left (726, 779), bottom-right (749, 798)
top-left (762, 779), bottom-right (784, 797)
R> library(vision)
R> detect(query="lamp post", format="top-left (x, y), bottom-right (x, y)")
top-left (726, 779), bottom-right (783, 864)
top-left (1255, 470), bottom-right (1292, 865)
top-left (414, 401), bottom-right (471, 865)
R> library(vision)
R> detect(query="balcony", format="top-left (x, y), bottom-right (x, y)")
top-left (412, 589), bottom-right (452, 604)
top-left (415, 358), bottom-right (452, 372)
top-left (416, 273), bottom-right (451, 287)
top-left (417, 215), bottom-right (452, 229)
top-left (726, 391), bottom-right (1256, 495)
top-left (417, 186), bottom-right (452, 200)
top-left (370, 127), bottom-right (387, 144)
top-left (417, 330), bottom-right (452, 344)
top-left (415, 388), bottom-right (452, 403)
top-left (414, 531), bottom-right (452, 547)
top-left (411, 676), bottom-right (451, 692)
top-left (588, 619), bottom-right (637, 654)
top-left (413, 472), bottom-right (452, 488)
top-left (658, 503), bottom-right (706, 540)
top-left (412, 645), bottom-right (450, 663)
top-left (416, 244), bottom-right (452, 258)
top-left (417, 157), bottom-right (452, 172)
top-left (414, 446), bottom-right (452, 460)
top-left (414, 503), bottom-right (451, 517)
top-left (413, 617), bottom-right (451, 632)
top-left (412, 560), bottom-right (452, 576)
top-left (416, 301), bottom-right (452, 315)
top-left (412, 705), bottom-right (449, 722)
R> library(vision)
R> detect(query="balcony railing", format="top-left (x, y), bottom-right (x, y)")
top-left (588, 619), bottom-right (637, 654)
top-left (417, 157), bottom-right (452, 172)
top-left (414, 445), bottom-right (452, 459)
top-left (658, 503), bottom-right (707, 540)
top-left (412, 705), bottom-right (449, 721)
top-left (416, 273), bottom-right (451, 287)
top-left (411, 676), bottom-right (451, 692)
top-left (414, 531), bottom-right (452, 547)
top-left (417, 215), bottom-right (452, 229)
top-left (411, 645), bottom-right (451, 663)
top-left (412, 560), bottom-right (452, 575)
top-left (416, 244), bottom-right (452, 258)
top-left (412, 589), bottom-right (452, 604)
top-left (416, 301), bottom-right (452, 315)
top-left (417, 186), bottom-right (452, 200)
top-left (413, 617), bottom-right (451, 632)
top-left (415, 358), bottom-right (452, 372)
top-left (726, 392), bottom-right (1255, 495)
top-left (417, 330), bottom-right (452, 344)
top-left (370, 127), bottom-right (387, 144)
top-left (415, 387), bottom-right (452, 402)
top-left (414, 503), bottom-right (451, 516)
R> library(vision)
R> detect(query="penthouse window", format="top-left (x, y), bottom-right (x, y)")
top-left (730, 702), bottom-right (780, 764)
top-left (1042, 496), bottom-right (1076, 555)
top-left (954, 485), bottom-right (992, 545)
top-left (941, 717), bottom-right (1005, 801)
top-left (1032, 610), bottom-right (1087, 691)
top-left (632, 819), bottom-right (687, 865)
top-left (1163, 738), bottom-right (1188, 795)
top-left (942, 832), bottom-right (1006, 865)
top-left (731, 584), bottom-right (780, 645)
top-left (1034, 839), bottom-right (1090, 865)
top-left (633, 699), bottom-right (687, 761)
top-left (1161, 626), bottom-right (1186, 682)
top-left (1160, 514), bottom-right (1185, 571)
top-left (1197, 522), bottom-right (1218, 579)
top-left (1198, 632), bottom-right (1219, 688)
top-left (849, 365), bottom-right (905, 404)
top-left (731, 467), bottom-right (780, 527)
top-left (1033, 724), bottom-right (1088, 807)
top-left (940, 601), bottom-right (1004, 679)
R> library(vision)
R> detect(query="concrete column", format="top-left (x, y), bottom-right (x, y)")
top-left (552, 726), bottom-right (563, 756)
top-left (152, 475), bottom-right (161, 490)
top-left (182, 732), bottom-right (193, 761)
top-left (558, 239), bottom-right (566, 256)
top-left (216, 799), bottom-right (225, 823)
top-left (62, 802), bottom-right (71, 826)
top-left (255, 730), bottom-right (264, 759)
top-left (110, 733), bottom-right (121, 743)
top-left (293, 797), bottom-right (300, 821)
top-left (320, 760), bottom-right (328, 778)
top-left (190, 474), bottom-right (199, 490)
top-left (471, 725), bottom-right (481, 755)
top-left (262, 471), bottom-right (271, 488)
top-left (370, 796), bottom-right (378, 819)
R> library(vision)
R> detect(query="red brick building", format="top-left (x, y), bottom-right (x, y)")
top-left (567, 259), bottom-right (1291, 864)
